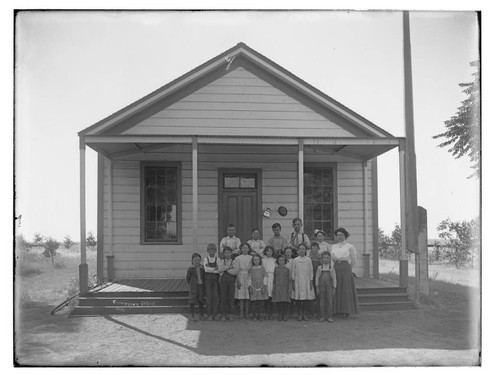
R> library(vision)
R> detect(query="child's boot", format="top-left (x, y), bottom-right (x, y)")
top-left (239, 302), bottom-right (244, 319)
top-left (245, 301), bottom-right (249, 318)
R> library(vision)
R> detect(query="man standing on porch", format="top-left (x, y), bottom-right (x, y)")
top-left (220, 224), bottom-right (242, 258)
top-left (288, 218), bottom-right (311, 254)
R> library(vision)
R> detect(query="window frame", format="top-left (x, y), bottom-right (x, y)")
top-left (303, 163), bottom-right (338, 241)
top-left (140, 161), bottom-right (182, 245)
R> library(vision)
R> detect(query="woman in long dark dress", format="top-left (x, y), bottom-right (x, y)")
top-left (330, 227), bottom-right (359, 319)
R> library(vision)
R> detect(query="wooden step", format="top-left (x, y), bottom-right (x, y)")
top-left (80, 291), bottom-right (188, 298)
top-left (357, 293), bottom-right (410, 303)
top-left (359, 301), bottom-right (417, 312)
top-left (356, 287), bottom-right (408, 295)
top-left (78, 296), bottom-right (188, 307)
top-left (70, 305), bottom-right (192, 317)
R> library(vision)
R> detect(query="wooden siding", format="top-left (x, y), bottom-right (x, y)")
top-left (102, 146), bottom-right (374, 278)
top-left (122, 67), bottom-right (355, 138)
top-left (337, 161), bottom-right (374, 274)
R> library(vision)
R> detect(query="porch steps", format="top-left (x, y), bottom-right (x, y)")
top-left (70, 287), bottom-right (416, 316)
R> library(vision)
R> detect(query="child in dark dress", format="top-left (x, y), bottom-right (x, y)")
top-left (272, 254), bottom-right (292, 321)
top-left (248, 253), bottom-right (268, 321)
top-left (186, 253), bottom-right (206, 322)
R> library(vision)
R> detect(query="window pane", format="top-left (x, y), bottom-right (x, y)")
top-left (157, 222), bottom-right (167, 239)
top-left (240, 176), bottom-right (255, 188)
top-left (304, 170), bottom-right (313, 185)
top-left (146, 205), bottom-right (156, 221)
top-left (157, 205), bottom-right (166, 221)
top-left (166, 168), bottom-right (177, 185)
top-left (157, 169), bottom-right (166, 186)
top-left (166, 189), bottom-right (177, 203)
top-left (313, 171), bottom-right (322, 185)
top-left (321, 170), bottom-right (332, 186)
top-left (224, 176), bottom-right (239, 188)
top-left (305, 186), bottom-right (313, 201)
top-left (323, 188), bottom-right (332, 203)
top-left (313, 205), bottom-right (322, 220)
top-left (146, 187), bottom-right (156, 204)
top-left (145, 168), bottom-right (156, 187)
top-left (157, 186), bottom-right (166, 204)
top-left (167, 204), bottom-right (176, 222)
top-left (167, 222), bottom-right (177, 240)
top-left (145, 222), bottom-right (157, 240)
top-left (323, 205), bottom-right (332, 220)
top-left (313, 186), bottom-right (322, 202)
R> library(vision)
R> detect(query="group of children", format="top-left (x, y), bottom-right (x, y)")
top-left (186, 218), bottom-right (353, 323)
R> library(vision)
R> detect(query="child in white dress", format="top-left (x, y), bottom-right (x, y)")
top-left (292, 243), bottom-right (315, 321)
top-left (261, 245), bottom-right (276, 319)
top-left (234, 242), bottom-right (253, 318)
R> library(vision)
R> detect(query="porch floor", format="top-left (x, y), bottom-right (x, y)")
top-left (90, 277), bottom-right (399, 294)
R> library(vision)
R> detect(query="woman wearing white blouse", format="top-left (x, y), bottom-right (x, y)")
top-left (330, 227), bottom-right (359, 318)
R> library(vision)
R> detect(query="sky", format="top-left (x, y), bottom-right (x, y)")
top-left (14, 10), bottom-right (480, 242)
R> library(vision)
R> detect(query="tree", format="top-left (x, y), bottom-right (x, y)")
top-left (16, 234), bottom-right (30, 252)
top-left (43, 237), bottom-right (60, 265)
top-left (86, 231), bottom-right (97, 250)
top-left (437, 217), bottom-right (479, 268)
top-left (33, 232), bottom-right (43, 245)
top-left (391, 224), bottom-right (402, 254)
top-left (433, 61), bottom-right (480, 179)
top-left (378, 225), bottom-right (403, 261)
top-left (63, 235), bottom-right (75, 249)
top-left (378, 228), bottom-right (398, 260)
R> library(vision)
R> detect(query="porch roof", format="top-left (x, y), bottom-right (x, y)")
top-left (83, 134), bottom-right (402, 162)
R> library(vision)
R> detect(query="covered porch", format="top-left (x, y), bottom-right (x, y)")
top-left (78, 134), bottom-right (411, 293)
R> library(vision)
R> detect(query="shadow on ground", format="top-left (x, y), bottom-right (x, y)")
top-left (14, 277), bottom-right (480, 365)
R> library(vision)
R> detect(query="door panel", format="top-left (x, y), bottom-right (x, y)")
top-left (220, 191), bottom-right (258, 244)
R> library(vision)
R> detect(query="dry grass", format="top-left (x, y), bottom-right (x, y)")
top-left (379, 259), bottom-right (480, 287)
top-left (15, 247), bottom-right (97, 306)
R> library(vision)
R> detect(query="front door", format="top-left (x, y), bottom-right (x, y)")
top-left (218, 170), bottom-right (261, 245)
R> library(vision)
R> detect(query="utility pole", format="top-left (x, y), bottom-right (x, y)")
top-left (403, 11), bottom-right (420, 299)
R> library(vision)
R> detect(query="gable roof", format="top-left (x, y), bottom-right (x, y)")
top-left (79, 42), bottom-right (394, 138)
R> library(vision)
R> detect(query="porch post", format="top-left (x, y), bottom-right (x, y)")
top-left (106, 157), bottom-right (115, 280)
top-left (399, 140), bottom-right (408, 288)
top-left (79, 137), bottom-right (88, 294)
top-left (298, 139), bottom-right (304, 223)
top-left (363, 162), bottom-right (370, 277)
top-left (192, 137), bottom-right (199, 252)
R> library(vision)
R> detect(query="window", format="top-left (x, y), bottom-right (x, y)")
top-left (141, 163), bottom-right (181, 243)
top-left (304, 166), bottom-right (335, 238)
top-left (223, 174), bottom-right (257, 189)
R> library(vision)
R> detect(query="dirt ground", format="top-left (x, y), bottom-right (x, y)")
top-left (14, 297), bottom-right (480, 367)
top-left (13, 253), bottom-right (481, 367)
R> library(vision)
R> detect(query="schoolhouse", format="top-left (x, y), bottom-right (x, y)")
top-left (77, 43), bottom-right (409, 298)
